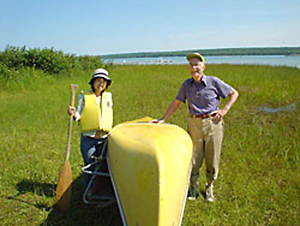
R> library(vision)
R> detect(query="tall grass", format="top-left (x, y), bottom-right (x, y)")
top-left (0, 64), bottom-right (299, 225)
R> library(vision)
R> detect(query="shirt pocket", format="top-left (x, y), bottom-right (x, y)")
top-left (204, 90), bottom-right (216, 101)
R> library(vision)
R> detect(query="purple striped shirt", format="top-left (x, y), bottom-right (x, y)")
top-left (176, 74), bottom-right (232, 115)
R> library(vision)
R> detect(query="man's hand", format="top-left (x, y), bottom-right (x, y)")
top-left (213, 108), bottom-right (228, 123)
top-left (150, 119), bottom-right (165, 124)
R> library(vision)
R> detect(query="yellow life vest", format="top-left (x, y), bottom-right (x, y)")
top-left (80, 91), bottom-right (113, 132)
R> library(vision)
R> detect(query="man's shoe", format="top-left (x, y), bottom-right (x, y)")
top-left (205, 183), bottom-right (214, 202)
top-left (187, 183), bottom-right (199, 200)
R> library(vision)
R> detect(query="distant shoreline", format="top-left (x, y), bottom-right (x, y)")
top-left (103, 54), bottom-right (300, 68)
top-left (101, 47), bottom-right (300, 59)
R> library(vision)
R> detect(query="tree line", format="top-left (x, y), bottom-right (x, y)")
top-left (0, 45), bottom-right (104, 75)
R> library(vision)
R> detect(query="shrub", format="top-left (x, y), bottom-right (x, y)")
top-left (0, 45), bottom-right (104, 76)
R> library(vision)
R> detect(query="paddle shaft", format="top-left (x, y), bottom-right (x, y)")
top-left (54, 84), bottom-right (78, 211)
top-left (66, 84), bottom-right (78, 161)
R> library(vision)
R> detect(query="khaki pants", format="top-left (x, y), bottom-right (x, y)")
top-left (188, 117), bottom-right (224, 186)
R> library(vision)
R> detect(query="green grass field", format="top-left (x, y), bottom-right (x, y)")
top-left (0, 64), bottom-right (299, 225)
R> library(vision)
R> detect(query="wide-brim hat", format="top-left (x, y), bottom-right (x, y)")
top-left (89, 68), bottom-right (112, 88)
top-left (186, 52), bottom-right (205, 64)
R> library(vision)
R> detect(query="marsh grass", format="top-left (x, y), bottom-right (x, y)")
top-left (0, 64), bottom-right (299, 225)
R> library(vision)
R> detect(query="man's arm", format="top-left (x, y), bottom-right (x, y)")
top-left (151, 100), bottom-right (181, 124)
top-left (214, 88), bottom-right (239, 122)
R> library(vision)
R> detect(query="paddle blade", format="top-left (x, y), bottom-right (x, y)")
top-left (55, 160), bottom-right (72, 212)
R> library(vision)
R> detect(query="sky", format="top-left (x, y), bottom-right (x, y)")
top-left (1, 0), bottom-right (300, 55)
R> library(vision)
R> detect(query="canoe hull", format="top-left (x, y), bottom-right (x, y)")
top-left (108, 118), bottom-right (193, 226)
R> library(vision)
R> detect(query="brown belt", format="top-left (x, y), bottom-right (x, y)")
top-left (190, 113), bottom-right (217, 119)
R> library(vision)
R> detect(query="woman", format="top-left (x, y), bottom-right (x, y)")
top-left (68, 68), bottom-right (113, 187)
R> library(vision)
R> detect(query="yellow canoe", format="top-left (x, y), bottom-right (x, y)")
top-left (107, 117), bottom-right (193, 226)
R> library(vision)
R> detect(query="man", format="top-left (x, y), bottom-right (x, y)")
top-left (152, 53), bottom-right (238, 202)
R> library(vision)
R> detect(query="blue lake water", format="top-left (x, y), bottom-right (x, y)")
top-left (104, 55), bottom-right (300, 68)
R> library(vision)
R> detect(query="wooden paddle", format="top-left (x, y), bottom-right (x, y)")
top-left (54, 84), bottom-right (78, 212)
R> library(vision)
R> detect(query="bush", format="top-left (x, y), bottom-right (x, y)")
top-left (77, 55), bottom-right (104, 71)
top-left (0, 45), bottom-right (105, 75)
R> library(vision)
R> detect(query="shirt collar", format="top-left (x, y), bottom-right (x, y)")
top-left (191, 74), bottom-right (207, 86)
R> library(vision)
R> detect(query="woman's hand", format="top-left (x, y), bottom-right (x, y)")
top-left (68, 106), bottom-right (76, 118)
